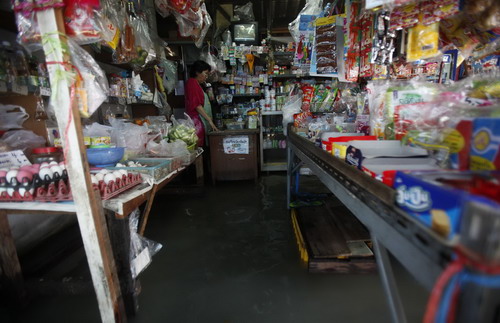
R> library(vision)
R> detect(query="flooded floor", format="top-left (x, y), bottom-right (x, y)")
top-left (3, 174), bottom-right (428, 323)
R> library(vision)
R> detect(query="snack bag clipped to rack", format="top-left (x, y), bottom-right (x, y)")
top-left (114, 6), bottom-right (137, 64)
top-left (63, 0), bottom-right (102, 44)
top-left (67, 39), bottom-right (109, 117)
top-left (96, 0), bottom-right (122, 50)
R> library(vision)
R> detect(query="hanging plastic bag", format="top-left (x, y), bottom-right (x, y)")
top-left (129, 208), bottom-right (162, 279)
top-left (194, 4), bottom-right (212, 48)
top-left (63, 0), bottom-right (102, 45)
top-left (130, 15), bottom-right (156, 69)
top-left (234, 2), bottom-right (254, 22)
top-left (0, 105), bottom-right (29, 131)
top-left (67, 38), bottom-right (108, 117)
top-left (146, 138), bottom-right (189, 157)
top-left (1, 130), bottom-right (46, 153)
top-left (154, 0), bottom-right (171, 18)
top-left (11, 0), bottom-right (42, 53)
top-left (114, 8), bottom-right (137, 64)
top-left (200, 46), bottom-right (217, 72)
top-left (159, 59), bottom-right (178, 94)
top-left (282, 87), bottom-right (303, 135)
top-left (289, 0), bottom-right (324, 43)
top-left (96, 0), bottom-right (121, 50)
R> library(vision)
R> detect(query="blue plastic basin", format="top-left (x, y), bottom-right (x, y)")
top-left (86, 147), bottom-right (125, 167)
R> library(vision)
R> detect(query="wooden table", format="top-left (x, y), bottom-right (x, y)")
top-left (0, 153), bottom-right (204, 316)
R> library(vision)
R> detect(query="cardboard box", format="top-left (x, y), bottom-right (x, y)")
top-left (470, 118), bottom-right (500, 171)
top-left (394, 171), bottom-right (500, 240)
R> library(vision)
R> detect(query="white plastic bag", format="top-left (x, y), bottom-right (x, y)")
top-left (289, 0), bottom-right (324, 43)
top-left (282, 88), bottom-right (303, 135)
top-left (109, 118), bottom-right (149, 157)
top-left (129, 208), bottom-right (162, 279)
top-left (146, 139), bottom-right (189, 157)
top-left (1, 130), bottom-right (46, 153)
top-left (234, 2), bottom-right (255, 22)
top-left (0, 105), bottom-right (29, 131)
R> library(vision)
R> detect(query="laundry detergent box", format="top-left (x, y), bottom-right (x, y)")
top-left (394, 170), bottom-right (500, 240)
top-left (470, 118), bottom-right (500, 171)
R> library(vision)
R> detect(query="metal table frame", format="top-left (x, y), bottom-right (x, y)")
top-left (287, 131), bottom-right (453, 323)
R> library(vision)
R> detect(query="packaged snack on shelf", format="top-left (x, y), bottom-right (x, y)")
top-left (315, 15), bottom-right (338, 74)
top-left (406, 15), bottom-right (440, 62)
top-left (470, 118), bottom-right (500, 171)
top-left (63, 0), bottom-right (102, 44)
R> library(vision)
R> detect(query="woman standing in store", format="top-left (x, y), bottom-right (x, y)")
top-left (185, 60), bottom-right (219, 147)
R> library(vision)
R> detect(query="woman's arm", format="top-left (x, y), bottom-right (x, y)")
top-left (196, 105), bottom-right (220, 132)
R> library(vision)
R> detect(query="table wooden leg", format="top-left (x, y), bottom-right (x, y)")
top-left (138, 185), bottom-right (158, 236)
top-left (195, 156), bottom-right (204, 186)
top-left (0, 210), bottom-right (26, 303)
top-left (105, 211), bottom-right (139, 317)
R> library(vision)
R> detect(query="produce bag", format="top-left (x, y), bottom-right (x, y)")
top-left (110, 118), bottom-right (149, 157)
top-left (195, 3), bottom-right (212, 48)
top-left (169, 113), bottom-right (198, 150)
top-left (114, 8), bottom-right (137, 64)
top-left (63, 0), bottom-right (102, 44)
top-left (96, 0), bottom-right (121, 50)
top-left (129, 208), bottom-right (162, 279)
top-left (1, 130), bottom-right (46, 153)
top-left (282, 88), bottom-right (303, 135)
top-left (130, 15), bottom-right (156, 69)
top-left (146, 138), bottom-right (189, 157)
top-left (159, 59), bottom-right (178, 94)
top-left (0, 105), bottom-right (29, 131)
top-left (234, 2), bottom-right (254, 22)
top-left (67, 38), bottom-right (108, 117)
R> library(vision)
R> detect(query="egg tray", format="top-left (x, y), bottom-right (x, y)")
top-left (34, 180), bottom-right (73, 202)
top-left (105, 159), bottom-right (172, 182)
top-left (0, 172), bottom-right (68, 202)
top-left (97, 173), bottom-right (143, 200)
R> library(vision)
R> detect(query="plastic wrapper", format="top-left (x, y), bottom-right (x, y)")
top-left (1, 130), bottom-right (46, 153)
top-left (84, 122), bottom-right (112, 137)
top-left (173, 5), bottom-right (203, 38)
top-left (11, 0), bottom-right (42, 53)
top-left (146, 138), bottom-right (189, 157)
top-left (114, 10), bottom-right (137, 64)
top-left (0, 105), bottom-right (29, 131)
top-left (367, 78), bottom-right (441, 140)
top-left (169, 114), bottom-right (198, 150)
top-left (289, 0), bottom-right (323, 43)
top-left (110, 118), bottom-right (149, 158)
top-left (129, 208), bottom-right (162, 279)
top-left (67, 38), bottom-right (108, 117)
top-left (63, 0), bottom-right (102, 44)
top-left (406, 18), bottom-right (439, 62)
top-left (96, 0), bottom-right (121, 50)
top-left (130, 15), bottom-right (156, 69)
top-left (154, 0), bottom-right (171, 18)
top-left (234, 2), bottom-right (254, 22)
top-left (282, 89), bottom-right (303, 135)
top-left (159, 59), bottom-right (178, 94)
top-left (195, 3), bottom-right (212, 48)
top-left (315, 16), bottom-right (338, 74)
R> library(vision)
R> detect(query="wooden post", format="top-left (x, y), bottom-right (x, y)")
top-left (36, 8), bottom-right (126, 322)
top-left (0, 210), bottom-right (25, 303)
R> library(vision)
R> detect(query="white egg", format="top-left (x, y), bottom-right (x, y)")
top-left (50, 165), bottom-right (63, 178)
top-left (38, 167), bottom-right (53, 181)
top-left (99, 169), bottom-right (109, 174)
top-left (119, 169), bottom-right (128, 176)
top-left (40, 165), bottom-right (50, 169)
top-left (7, 188), bottom-right (15, 197)
top-left (127, 161), bottom-right (134, 166)
top-left (6, 170), bottom-right (18, 184)
top-left (40, 162), bottom-right (49, 167)
top-left (49, 161), bottom-right (58, 166)
top-left (104, 173), bottom-right (116, 185)
top-left (95, 173), bottom-right (105, 182)
top-left (116, 163), bottom-right (124, 167)
top-left (112, 171), bottom-right (122, 179)
top-left (18, 187), bottom-right (34, 197)
top-left (90, 175), bottom-right (98, 185)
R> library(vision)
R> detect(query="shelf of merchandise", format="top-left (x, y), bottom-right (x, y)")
top-left (232, 93), bottom-right (262, 98)
top-left (261, 111), bottom-right (283, 115)
top-left (270, 73), bottom-right (339, 79)
top-left (287, 129), bottom-right (500, 322)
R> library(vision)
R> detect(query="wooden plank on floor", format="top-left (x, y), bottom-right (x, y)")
top-left (309, 258), bottom-right (377, 274)
top-left (347, 241), bottom-right (374, 257)
top-left (296, 205), bottom-right (351, 258)
top-left (325, 199), bottom-right (371, 242)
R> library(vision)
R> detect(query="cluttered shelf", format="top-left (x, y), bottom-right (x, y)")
top-left (287, 130), bottom-right (454, 290)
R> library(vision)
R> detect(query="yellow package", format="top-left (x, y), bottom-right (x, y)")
top-left (332, 143), bottom-right (348, 159)
top-left (407, 15), bottom-right (440, 62)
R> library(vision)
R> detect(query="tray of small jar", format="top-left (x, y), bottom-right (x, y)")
top-left (104, 159), bottom-right (172, 183)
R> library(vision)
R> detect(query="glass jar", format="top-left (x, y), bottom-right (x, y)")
top-left (31, 147), bottom-right (63, 164)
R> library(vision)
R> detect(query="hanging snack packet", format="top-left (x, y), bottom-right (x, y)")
top-left (315, 15), bottom-right (338, 74)
top-left (63, 0), bottom-right (102, 44)
top-left (406, 15), bottom-right (439, 62)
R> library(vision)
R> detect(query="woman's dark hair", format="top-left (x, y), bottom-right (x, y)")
top-left (189, 60), bottom-right (211, 78)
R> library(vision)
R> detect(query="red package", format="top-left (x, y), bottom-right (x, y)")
top-left (64, 0), bottom-right (101, 43)
top-left (301, 85), bottom-right (315, 112)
